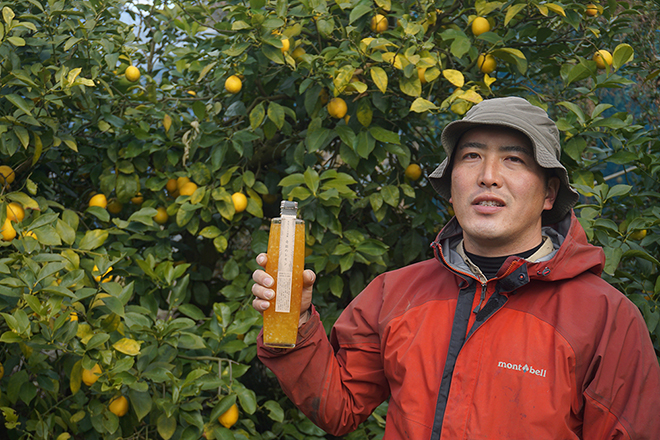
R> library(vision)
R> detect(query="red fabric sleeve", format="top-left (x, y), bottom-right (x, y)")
top-left (582, 299), bottom-right (660, 440)
top-left (258, 292), bottom-right (391, 436)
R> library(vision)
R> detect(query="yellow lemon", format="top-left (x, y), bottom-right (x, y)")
top-left (327, 98), bottom-right (348, 119)
top-left (405, 164), bottom-right (423, 181)
top-left (179, 182), bottom-right (198, 196)
top-left (125, 66), bottom-right (140, 82)
top-left (131, 193), bottom-right (144, 204)
top-left (593, 50), bottom-right (612, 69)
top-left (586, 4), bottom-right (598, 16)
top-left (154, 207), bottom-right (169, 224)
top-left (1, 218), bottom-right (16, 241)
top-left (218, 404), bottom-right (239, 429)
top-left (7, 202), bottom-right (25, 222)
top-left (629, 229), bottom-right (647, 240)
top-left (471, 17), bottom-right (491, 36)
top-left (0, 165), bottom-right (15, 185)
top-left (107, 200), bottom-right (123, 214)
top-left (22, 230), bottom-right (37, 240)
top-left (0, 362), bottom-right (4, 380)
top-left (93, 265), bottom-right (113, 283)
top-left (477, 53), bottom-right (497, 74)
top-left (82, 363), bottom-right (102, 386)
top-left (232, 192), bottom-right (248, 213)
top-left (225, 75), bottom-right (242, 94)
top-left (281, 37), bottom-right (290, 53)
top-left (166, 178), bottom-right (178, 195)
top-left (418, 67), bottom-right (427, 85)
top-left (292, 46), bottom-right (306, 61)
top-left (69, 312), bottom-right (78, 322)
top-left (176, 176), bottom-right (191, 190)
top-left (89, 194), bottom-right (108, 209)
top-left (370, 14), bottom-right (388, 33)
top-left (108, 396), bottom-right (129, 417)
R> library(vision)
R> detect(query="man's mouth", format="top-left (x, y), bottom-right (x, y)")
top-left (476, 200), bottom-right (504, 207)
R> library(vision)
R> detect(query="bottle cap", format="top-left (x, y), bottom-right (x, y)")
top-left (280, 201), bottom-right (298, 216)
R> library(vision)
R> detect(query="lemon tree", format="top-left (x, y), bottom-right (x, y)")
top-left (0, 0), bottom-right (658, 439)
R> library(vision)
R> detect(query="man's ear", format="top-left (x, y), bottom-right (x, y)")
top-left (544, 176), bottom-right (560, 211)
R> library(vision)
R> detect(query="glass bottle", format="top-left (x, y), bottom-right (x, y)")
top-left (263, 201), bottom-right (305, 348)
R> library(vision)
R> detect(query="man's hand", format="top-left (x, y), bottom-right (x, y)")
top-left (251, 253), bottom-right (316, 326)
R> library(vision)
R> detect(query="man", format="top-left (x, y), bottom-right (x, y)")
top-left (251, 97), bottom-right (660, 439)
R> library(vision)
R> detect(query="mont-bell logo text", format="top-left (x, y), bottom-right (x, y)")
top-left (498, 361), bottom-right (547, 378)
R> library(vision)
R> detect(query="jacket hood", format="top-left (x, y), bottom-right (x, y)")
top-left (433, 210), bottom-right (605, 283)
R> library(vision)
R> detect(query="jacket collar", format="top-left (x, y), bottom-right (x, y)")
top-left (432, 210), bottom-right (605, 284)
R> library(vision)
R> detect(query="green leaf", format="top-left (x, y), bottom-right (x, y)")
top-left (603, 246), bottom-right (623, 276)
top-left (223, 42), bottom-right (250, 56)
top-left (235, 384), bottom-right (257, 414)
top-left (250, 102), bottom-right (265, 129)
top-left (334, 125), bottom-right (356, 148)
top-left (113, 338), bottom-right (141, 356)
top-left (504, 3), bottom-right (526, 25)
top-left (399, 75), bottom-right (421, 97)
top-left (199, 226), bottom-right (221, 238)
top-left (558, 101), bottom-right (586, 125)
top-left (349, 4), bottom-right (371, 23)
top-left (157, 414), bottom-right (177, 440)
top-left (267, 102), bottom-right (285, 129)
top-left (14, 126), bottom-right (29, 148)
top-left (357, 98), bottom-right (373, 127)
top-left (7, 192), bottom-right (39, 210)
top-left (78, 229), bottom-right (109, 250)
top-left (605, 184), bottom-right (632, 200)
top-left (6, 94), bottom-right (32, 116)
top-left (213, 236), bottom-right (228, 253)
top-left (128, 207), bottom-right (158, 226)
top-left (7, 36), bottom-right (25, 46)
top-left (370, 66), bottom-right (388, 93)
top-left (86, 206), bottom-right (110, 222)
top-left (612, 43), bottom-right (634, 71)
top-left (263, 400), bottom-right (284, 422)
top-left (369, 126), bottom-right (400, 144)
top-left (305, 124), bottom-right (331, 152)
top-left (177, 204), bottom-right (195, 227)
top-left (381, 185), bottom-right (399, 207)
top-left (56, 219), bottom-right (76, 245)
top-left (85, 332), bottom-right (110, 350)
top-left (210, 394), bottom-right (237, 422)
top-left (178, 304), bottom-right (205, 320)
top-left (356, 131), bottom-right (375, 159)
top-left (129, 390), bottom-right (152, 422)
top-left (410, 97), bottom-right (438, 113)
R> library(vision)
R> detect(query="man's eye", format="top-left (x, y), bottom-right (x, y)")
top-left (507, 156), bottom-right (524, 163)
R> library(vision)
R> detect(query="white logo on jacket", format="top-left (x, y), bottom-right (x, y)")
top-left (497, 361), bottom-right (547, 378)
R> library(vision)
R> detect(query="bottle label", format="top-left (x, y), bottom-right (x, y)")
top-left (275, 214), bottom-right (296, 313)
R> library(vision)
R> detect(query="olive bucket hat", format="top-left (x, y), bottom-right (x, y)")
top-left (428, 96), bottom-right (579, 225)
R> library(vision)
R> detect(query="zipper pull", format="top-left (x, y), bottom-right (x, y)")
top-left (473, 283), bottom-right (487, 314)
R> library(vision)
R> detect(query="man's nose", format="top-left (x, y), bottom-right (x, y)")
top-left (478, 158), bottom-right (502, 188)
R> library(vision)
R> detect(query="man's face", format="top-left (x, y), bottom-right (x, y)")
top-left (450, 126), bottom-right (560, 257)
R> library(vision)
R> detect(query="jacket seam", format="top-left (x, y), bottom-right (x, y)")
top-left (583, 390), bottom-right (632, 439)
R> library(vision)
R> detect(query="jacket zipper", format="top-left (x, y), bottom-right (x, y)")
top-left (473, 283), bottom-right (487, 314)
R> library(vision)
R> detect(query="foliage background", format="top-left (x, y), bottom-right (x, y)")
top-left (0, 0), bottom-right (658, 438)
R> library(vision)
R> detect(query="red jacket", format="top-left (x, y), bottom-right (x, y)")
top-left (258, 212), bottom-right (660, 439)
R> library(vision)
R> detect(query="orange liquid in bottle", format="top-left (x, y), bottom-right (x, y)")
top-left (263, 219), bottom-right (305, 348)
